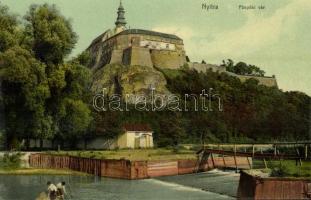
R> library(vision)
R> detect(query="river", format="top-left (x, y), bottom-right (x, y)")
top-left (0, 170), bottom-right (239, 200)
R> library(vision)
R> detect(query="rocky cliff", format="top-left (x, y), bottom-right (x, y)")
top-left (91, 64), bottom-right (170, 98)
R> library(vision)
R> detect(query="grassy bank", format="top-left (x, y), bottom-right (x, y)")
top-left (47, 148), bottom-right (197, 161)
top-left (0, 168), bottom-right (89, 176)
top-left (0, 152), bottom-right (89, 176)
top-left (253, 159), bottom-right (311, 178)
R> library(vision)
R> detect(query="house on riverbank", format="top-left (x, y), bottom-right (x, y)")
top-left (26, 123), bottom-right (154, 150)
top-left (117, 124), bottom-right (154, 149)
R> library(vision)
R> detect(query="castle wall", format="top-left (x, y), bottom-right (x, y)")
top-left (123, 46), bottom-right (153, 67)
top-left (226, 72), bottom-right (278, 87)
top-left (151, 49), bottom-right (186, 69)
top-left (110, 49), bottom-right (123, 64)
top-left (87, 30), bottom-right (277, 89)
top-left (88, 30), bottom-right (186, 70)
top-left (188, 62), bottom-right (226, 73)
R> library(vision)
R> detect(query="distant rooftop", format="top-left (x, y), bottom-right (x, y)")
top-left (89, 28), bottom-right (182, 49)
top-left (122, 123), bottom-right (152, 132)
top-left (118, 29), bottom-right (182, 41)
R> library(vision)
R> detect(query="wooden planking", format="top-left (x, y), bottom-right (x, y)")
top-left (147, 161), bottom-right (178, 177)
top-left (238, 171), bottom-right (311, 200)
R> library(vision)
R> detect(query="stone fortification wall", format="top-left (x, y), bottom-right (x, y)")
top-left (188, 62), bottom-right (226, 73)
top-left (226, 71), bottom-right (278, 87)
top-left (87, 29), bottom-right (186, 69)
top-left (151, 49), bottom-right (186, 69)
top-left (87, 30), bottom-right (278, 88)
top-left (123, 46), bottom-right (153, 67)
top-left (110, 49), bottom-right (123, 65)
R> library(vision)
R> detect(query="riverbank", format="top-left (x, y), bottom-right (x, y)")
top-left (253, 159), bottom-right (311, 178)
top-left (46, 148), bottom-right (197, 161)
top-left (0, 168), bottom-right (90, 176)
top-left (29, 153), bottom-right (251, 179)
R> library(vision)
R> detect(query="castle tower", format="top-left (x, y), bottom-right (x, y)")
top-left (115, 0), bottom-right (127, 34)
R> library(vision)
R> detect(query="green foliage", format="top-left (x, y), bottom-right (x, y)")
top-left (269, 160), bottom-right (311, 178)
top-left (0, 130), bottom-right (4, 149)
top-left (161, 68), bottom-right (310, 143)
top-left (0, 46), bottom-right (52, 146)
top-left (58, 98), bottom-right (91, 139)
top-left (222, 59), bottom-right (266, 76)
top-left (0, 3), bottom-right (91, 149)
top-left (0, 152), bottom-right (22, 169)
top-left (94, 67), bottom-right (310, 146)
top-left (73, 51), bottom-right (91, 66)
top-left (0, 2), bottom-right (309, 149)
top-left (0, 4), bottom-right (20, 52)
top-left (94, 111), bottom-right (122, 139)
top-left (24, 4), bottom-right (77, 64)
top-left (157, 112), bottom-right (186, 147)
top-left (270, 164), bottom-right (290, 177)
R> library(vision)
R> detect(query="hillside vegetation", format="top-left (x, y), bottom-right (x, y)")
top-left (95, 68), bottom-right (310, 146)
top-left (0, 3), bottom-right (310, 149)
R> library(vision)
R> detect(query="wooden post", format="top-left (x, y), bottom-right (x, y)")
top-left (261, 148), bottom-right (267, 169)
top-left (252, 144), bottom-right (255, 158)
top-left (210, 153), bottom-right (215, 168)
top-left (234, 144), bottom-right (238, 172)
top-left (247, 157), bottom-right (252, 169)
top-left (222, 147), bottom-right (226, 168)
top-left (296, 148), bottom-right (302, 166)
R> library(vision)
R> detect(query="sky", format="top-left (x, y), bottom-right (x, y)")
top-left (1, 0), bottom-right (311, 95)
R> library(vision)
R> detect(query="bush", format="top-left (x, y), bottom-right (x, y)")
top-left (0, 132), bottom-right (4, 150)
top-left (270, 164), bottom-right (289, 177)
top-left (0, 152), bottom-right (22, 169)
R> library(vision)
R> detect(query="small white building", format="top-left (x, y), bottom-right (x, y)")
top-left (117, 124), bottom-right (154, 149)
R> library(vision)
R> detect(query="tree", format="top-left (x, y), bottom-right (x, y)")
top-left (24, 4), bottom-right (77, 65)
top-left (0, 46), bottom-right (51, 149)
top-left (56, 61), bottom-right (92, 142)
top-left (222, 59), bottom-right (266, 76)
top-left (0, 3), bottom-right (91, 149)
top-left (23, 4), bottom-right (91, 146)
top-left (157, 112), bottom-right (186, 147)
top-left (0, 4), bottom-right (19, 52)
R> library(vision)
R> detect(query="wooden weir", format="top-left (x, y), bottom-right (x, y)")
top-left (193, 142), bottom-right (311, 171)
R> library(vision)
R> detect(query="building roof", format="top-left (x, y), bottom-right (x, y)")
top-left (122, 123), bottom-right (152, 132)
top-left (88, 29), bottom-right (112, 49)
top-left (118, 29), bottom-right (182, 40)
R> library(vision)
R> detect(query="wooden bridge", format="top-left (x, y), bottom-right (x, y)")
top-left (188, 142), bottom-right (311, 171)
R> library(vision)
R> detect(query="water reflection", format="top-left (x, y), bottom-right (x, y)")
top-left (0, 171), bottom-right (237, 200)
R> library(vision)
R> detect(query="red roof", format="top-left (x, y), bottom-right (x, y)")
top-left (122, 124), bottom-right (152, 132)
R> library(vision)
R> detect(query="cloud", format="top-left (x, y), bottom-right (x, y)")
top-left (150, 0), bottom-right (311, 62)
top-left (198, 0), bottom-right (311, 58)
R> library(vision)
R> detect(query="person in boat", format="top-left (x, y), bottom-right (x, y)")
top-left (56, 181), bottom-right (67, 200)
top-left (47, 181), bottom-right (58, 200)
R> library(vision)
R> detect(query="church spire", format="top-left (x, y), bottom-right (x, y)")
top-left (115, 0), bottom-right (127, 28)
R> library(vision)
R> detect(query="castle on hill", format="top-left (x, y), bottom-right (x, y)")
top-left (87, 1), bottom-right (277, 88)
